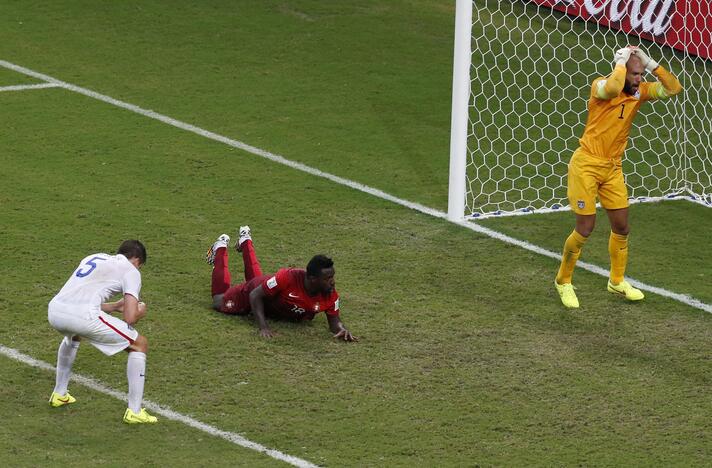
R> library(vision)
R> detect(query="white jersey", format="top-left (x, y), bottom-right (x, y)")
top-left (51, 253), bottom-right (141, 315)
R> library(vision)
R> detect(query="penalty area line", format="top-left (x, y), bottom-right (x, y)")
top-left (0, 82), bottom-right (61, 92)
top-left (0, 345), bottom-right (318, 468)
top-left (0, 59), bottom-right (709, 315)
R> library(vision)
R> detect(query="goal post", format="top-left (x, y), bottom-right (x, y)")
top-left (448, 0), bottom-right (712, 220)
top-left (447, 0), bottom-right (472, 221)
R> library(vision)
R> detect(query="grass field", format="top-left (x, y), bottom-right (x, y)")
top-left (1, 1), bottom-right (711, 466)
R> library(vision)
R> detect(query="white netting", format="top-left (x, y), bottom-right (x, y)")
top-left (461, 0), bottom-right (712, 218)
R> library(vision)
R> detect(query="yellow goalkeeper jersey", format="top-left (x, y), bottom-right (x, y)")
top-left (578, 64), bottom-right (682, 161)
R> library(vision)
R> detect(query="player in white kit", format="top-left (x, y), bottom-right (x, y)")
top-left (47, 239), bottom-right (157, 424)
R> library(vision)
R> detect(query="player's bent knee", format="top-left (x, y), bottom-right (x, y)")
top-left (130, 335), bottom-right (149, 353)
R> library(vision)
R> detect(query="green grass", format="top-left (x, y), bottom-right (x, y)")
top-left (0, 68), bottom-right (37, 86)
top-left (0, 357), bottom-right (279, 467)
top-left (0, 0), bottom-right (454, 209)
top-left (1, 1), bottom-right (711, 466)
top-left (481, 201), bottom-right (712, 305)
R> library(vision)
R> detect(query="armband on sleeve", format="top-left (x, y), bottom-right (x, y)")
top-left (649, 83), bottom-right (671, 100)
top-left (595, 80), bottom-right (608, 99)
top-left (594, 66), bottom-right (626, 100)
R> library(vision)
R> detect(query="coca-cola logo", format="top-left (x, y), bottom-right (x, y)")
top-left (556, 0), bottom-right (676, 35)
top-left (541, 0), bottom-right (711, 59)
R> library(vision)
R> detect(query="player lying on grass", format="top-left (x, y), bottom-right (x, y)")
top-left (47, 240), bottom-right (157, 424)
top-left (206, 226), bottom-right (357, 341)
top-left (554, 45), bottom-right (682, 309)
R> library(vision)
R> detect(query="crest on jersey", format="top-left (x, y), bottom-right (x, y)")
top-left (225, 300), bottom-right (235, 310)
top-left (266, 276), bottom-right (277, 289)
top-left (313, 302), bottom-right (320, 312)
top-left (577, 200), bottom-right (585, 209)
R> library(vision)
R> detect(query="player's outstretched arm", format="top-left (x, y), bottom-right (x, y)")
top-left (326, 314), bottom-right (358, 342)
top-left (248, 285), bottom-right (276, 338)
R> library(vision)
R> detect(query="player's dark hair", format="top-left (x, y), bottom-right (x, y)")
top-left (117, 240), bottom-right (147, 265)
top-left (306, 254), bottom-right (333, 277)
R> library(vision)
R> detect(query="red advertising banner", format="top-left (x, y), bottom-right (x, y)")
top-left (528, 0), bottom-right (712, 59)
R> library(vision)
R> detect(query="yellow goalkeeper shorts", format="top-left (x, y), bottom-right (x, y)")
top-left (567, 148), bottom-right (629, 215)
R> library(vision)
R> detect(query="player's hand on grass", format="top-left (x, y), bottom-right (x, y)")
top-left (333, 328), bottom-right (358, 342)
top-left (259, 327), bottom-right (276, 339)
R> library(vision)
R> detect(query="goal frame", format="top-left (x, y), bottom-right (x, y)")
top-left (447, 0), bottom-right (712, 221)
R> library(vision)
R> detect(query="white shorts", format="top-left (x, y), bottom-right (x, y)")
top-left (48, 300), bottom-right (138, 356)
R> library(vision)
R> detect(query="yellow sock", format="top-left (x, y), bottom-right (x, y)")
top-left (556, 230), bottom-right (588, 284)
top-left (609, 231), bottom-right (628, 284)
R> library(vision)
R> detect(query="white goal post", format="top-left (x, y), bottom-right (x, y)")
top-left (448, 0), bottom-right (712, 220)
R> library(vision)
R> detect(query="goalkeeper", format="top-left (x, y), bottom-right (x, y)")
top-left (554, 46), bottom-right (682, 308)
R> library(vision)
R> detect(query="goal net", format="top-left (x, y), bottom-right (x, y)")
top-left (448, 0), bottom-right (712, 220)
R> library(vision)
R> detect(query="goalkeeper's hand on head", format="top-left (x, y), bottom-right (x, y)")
top-left (632, 47), bottom-right (659, 72)
top-left (613, 46), bottom-right (633, 66)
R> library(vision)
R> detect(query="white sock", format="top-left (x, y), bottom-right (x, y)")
top-left (127, 351), bottom-right (147, 413)
top-left (53, 337), bottom-right (79, 395)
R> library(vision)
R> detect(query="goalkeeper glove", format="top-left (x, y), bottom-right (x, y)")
top-left (633, 48), bottom-right (659, 72)
top-left (613, 47), bottom-right (633, 66)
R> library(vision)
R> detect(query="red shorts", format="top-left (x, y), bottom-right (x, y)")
top-left (219, 276), bottom-right (267, 315)
top-left (219, 277), bottom-right (317, 321)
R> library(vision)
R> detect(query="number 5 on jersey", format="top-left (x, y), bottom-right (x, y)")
top-left (75, 256), bottom-right (106, 277)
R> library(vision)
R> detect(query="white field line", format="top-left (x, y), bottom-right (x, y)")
top-left (0, 82), bottom-right (60, 92)
top-left (0, 58), bottom-right (709, 317)
top-left (466, 193), bottom-right (712, 220)
top-left (0, 345), bottom-right (318, 468)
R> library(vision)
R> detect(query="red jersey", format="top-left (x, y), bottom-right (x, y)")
top-left (261, 268), bottom-right (339, 321)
